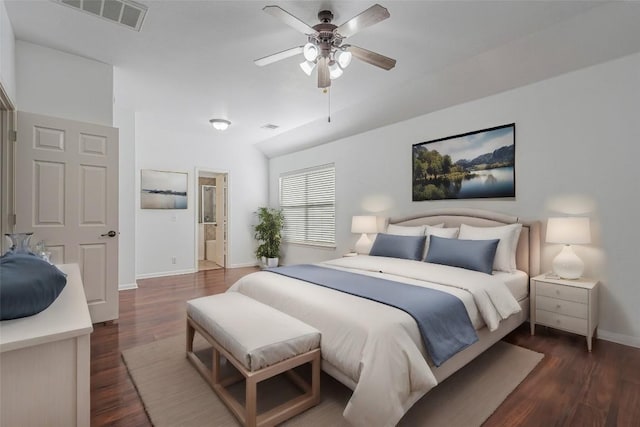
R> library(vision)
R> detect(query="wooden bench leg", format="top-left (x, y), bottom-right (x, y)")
top-left (186, 320), bottom-right (195, 353)
top-left (312, 350), bottom-right (321, 405)
top-left (246, 377), bottom-right (258, 427)
top-left (212, 347), bottom-right (221, 384)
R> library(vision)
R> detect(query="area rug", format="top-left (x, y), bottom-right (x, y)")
top-left (122, 335), bottom-right (543, 427)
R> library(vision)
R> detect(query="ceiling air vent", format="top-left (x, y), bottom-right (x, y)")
top-left (261, 124), bottom-right (280, 130)
top-left (53, 0), bottom-right (148, 31)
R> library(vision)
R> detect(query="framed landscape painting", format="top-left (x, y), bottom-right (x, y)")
top-left (140, 169), bottom-right (188, 209)
top-left (412, 124), bottom-right (515, 201)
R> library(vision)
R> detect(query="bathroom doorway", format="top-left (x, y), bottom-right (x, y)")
top-left (195, 169), bottom-right (228, 271)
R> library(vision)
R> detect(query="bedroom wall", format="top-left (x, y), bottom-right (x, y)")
top-left (0, 0), bottom-right (15, 103)
top-left (15, 41), bottom-right (113, 126)
top-left (133, 111), bottom-right (268, 278)
top-left (269, 52), bottom-right (640, 347)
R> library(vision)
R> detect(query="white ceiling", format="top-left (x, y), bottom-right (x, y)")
top-left (6, 1), bottom-right (640, 158)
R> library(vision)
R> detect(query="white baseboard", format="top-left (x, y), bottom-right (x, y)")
top-left (229, 261), bottom-right (260, 268)
top-left (136, 268), bottom-right (196, 280)
top-left (118, 282), bottom-right (138, 291)
top-left (597, 329), bottom-right (640, 349)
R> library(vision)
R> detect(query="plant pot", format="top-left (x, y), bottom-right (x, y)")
top-left (266, 257), bottom-right (279, 268)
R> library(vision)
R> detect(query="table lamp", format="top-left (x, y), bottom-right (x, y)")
top-left (351, 216), bottom-right (378, 254)
top-left (546, 217), bottom-right (591, 279)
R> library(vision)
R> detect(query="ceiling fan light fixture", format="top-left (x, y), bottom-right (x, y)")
top-left (303, 42), bottom-right (319, 62)
top-left (335, 49), bottom-right (352, 69)
top-left (209, 119), bottom-right (231, 131)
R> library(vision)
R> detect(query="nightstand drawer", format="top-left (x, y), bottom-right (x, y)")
top-left (536, 309), bottom-right (588, 335)
top-left (536, 295), bottom-right (588, 319)
top-left (536, 281), bottom-right (588, 303)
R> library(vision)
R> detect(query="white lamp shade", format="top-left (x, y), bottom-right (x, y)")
top-left (329, 61), bottom-right (343, 80)
top-left (546, 217), bottom-right (591, 244)
top-left (351, 216), bottom-right (378, 234)
top-left (335, 50), bottom-right (352, 69)
top-left (303, 42), bottom-right (319, 62)
top-left (299, 60), bottom-right (316, 76)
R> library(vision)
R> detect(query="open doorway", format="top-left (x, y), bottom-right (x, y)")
top-left (195, 169), bottom-right (228, 271)
top-left (0, 83), bottom-right (16, 253)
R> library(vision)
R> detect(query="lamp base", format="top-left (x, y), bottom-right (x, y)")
top-left (354, 234), bottom-right (373, 255)
top-left (552, 245), bottom-right (584, 279)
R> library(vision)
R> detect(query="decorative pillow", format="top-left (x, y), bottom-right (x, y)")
top-left (386, 224), bottom-right (425, 236)
top-left (369, 233), bottom-right (427, 261)
top-left (425, 236), bottom-right (499, 274)
top-left (0, 253), bottom-right (67, 320)
top-left (458, 223), bottom-right (522, 272)
top-left (423, 225), bottom-right (459, 259)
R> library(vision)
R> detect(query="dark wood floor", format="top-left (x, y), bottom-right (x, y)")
top-left (90, 268), bottom-right (640, 426)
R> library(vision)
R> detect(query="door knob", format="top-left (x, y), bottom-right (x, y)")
top-left (101, 230), bottom-right (118, 237)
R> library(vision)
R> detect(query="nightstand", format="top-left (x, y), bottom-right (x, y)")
top-left (530, 274), bottom-right (599, 351)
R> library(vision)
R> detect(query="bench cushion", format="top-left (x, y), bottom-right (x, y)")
top-left (187, 292), bottom-right (320, 372)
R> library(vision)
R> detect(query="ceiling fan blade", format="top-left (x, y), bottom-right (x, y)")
top-left (317, 56), bottom-right (330, 88)
top-left (263, 5), bottom-right (317, 35)
top-left (336, 4), bottom-right (390, 39)
top-left (347, 45), bottom-right (396, 70)
top-left (254, 46), bottom-right (304, 67)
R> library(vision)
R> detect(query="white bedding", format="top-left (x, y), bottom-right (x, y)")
top-left (228, 255), bottom-right (522, 427)
top-left (494, 269), bottom-right (529, 301)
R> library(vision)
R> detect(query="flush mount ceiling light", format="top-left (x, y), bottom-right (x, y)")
top-left (255, 4), bottom-right (396, 89)
top-left (209, 119), bottom-right (231, 131)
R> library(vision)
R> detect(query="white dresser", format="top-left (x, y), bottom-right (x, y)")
top-left (530, 273), bottom-right (599, 351)
top-left (0, 264), bottom-right (93, 426)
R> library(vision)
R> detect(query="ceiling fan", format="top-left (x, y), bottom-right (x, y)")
top-left (255, 4), bottom-right (396, 89)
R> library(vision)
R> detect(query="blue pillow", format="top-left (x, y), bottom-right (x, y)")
top-left (0, 253), bottom-right (67, 320)
top-left (425, 236), bottom-right (499, 274)
top-left (369, 233), bottom-right (426, 261)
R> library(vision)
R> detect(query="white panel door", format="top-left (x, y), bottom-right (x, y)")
top-left (15, 112), bottom-right (119, 323)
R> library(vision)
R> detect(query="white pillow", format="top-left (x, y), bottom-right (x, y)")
top-left (458, 223), bottom-right (522, 272)
top-left (386, 224), bottom-right (425, 236)
top-left (424, 225), bottom-right (459, 259)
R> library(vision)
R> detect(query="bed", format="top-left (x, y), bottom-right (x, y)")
top-left (228, 208), bottom-right (540, 427)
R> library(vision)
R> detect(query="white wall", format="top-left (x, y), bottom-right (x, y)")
top-left (134, 112), bottom-right (268, 278)
top-left (0, 0), bottom-right (15, 103)
top-left (15, 41), bottom-right (112, 126)
top-left (270, 52), bottom-right (640, 347)
top-left (113, 92), bottom-right (136, 289)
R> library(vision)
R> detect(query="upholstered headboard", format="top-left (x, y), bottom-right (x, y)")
top-left (389, 208), bottom-right (540, 276)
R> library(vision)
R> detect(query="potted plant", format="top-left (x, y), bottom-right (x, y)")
top-left (254, 207), bottom-right (285, 268)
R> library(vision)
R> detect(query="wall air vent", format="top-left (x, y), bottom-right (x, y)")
top-left (52, 0), bottom-right (147, 32)
top-left (261, 124), bottom-right (279, 130)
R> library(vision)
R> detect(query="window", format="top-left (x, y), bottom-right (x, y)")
top-left (279, 164), bottom-right (335, 247)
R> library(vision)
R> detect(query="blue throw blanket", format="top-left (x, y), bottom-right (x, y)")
top-left (267, 264), bottom-right (478, 366)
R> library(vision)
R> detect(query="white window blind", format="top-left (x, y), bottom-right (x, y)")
top-left (279, 164), bottom-right (335, 247)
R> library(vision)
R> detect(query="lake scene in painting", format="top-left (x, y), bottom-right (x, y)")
top-left (141, 170), bottom-right (188, 209)
top-left (413, 125), bottom-right (515, 201)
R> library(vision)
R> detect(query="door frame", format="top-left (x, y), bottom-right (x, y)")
top-left (193, 167), bottom-right (229, 270)
top-left (0, 82), bottom-right (16, 252)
